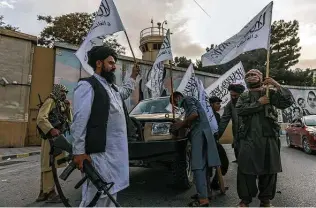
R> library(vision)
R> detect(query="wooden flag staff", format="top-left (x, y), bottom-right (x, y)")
top-left (169, 61), bottom-right (176, 120)
top-left (265, 6), bottom-right (273, 97)
top-left (124, 30), bottom-right (137, 64)
top-left (265, 48), bottom-right (271, 97)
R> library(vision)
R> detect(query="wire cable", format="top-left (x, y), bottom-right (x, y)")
top-left (192, 0), bottom-right (212, 20)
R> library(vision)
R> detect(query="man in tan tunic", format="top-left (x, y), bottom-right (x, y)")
top-left (36, 84), bottom-right (72, 203)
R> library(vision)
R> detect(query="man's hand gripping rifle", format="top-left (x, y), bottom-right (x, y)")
top-left (50, 135), bottom-right (121, 207)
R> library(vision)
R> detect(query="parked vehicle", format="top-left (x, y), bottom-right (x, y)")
top-left (285, 115), bottom-right (316, 154)
top-left (127, 96), bottom-right (193, 189)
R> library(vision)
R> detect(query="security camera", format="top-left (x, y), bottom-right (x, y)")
top-left (1, 77), bottom-right (9, 85)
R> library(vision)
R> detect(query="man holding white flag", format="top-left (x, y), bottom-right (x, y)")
top-left (201, 1), bottom-right (273, 67)
top-left (75, 0), bottom-right (125, 75)
top-left (146, 29), bottom-right (173, 98)
top-left (71, 0), bottom-right (140, 207)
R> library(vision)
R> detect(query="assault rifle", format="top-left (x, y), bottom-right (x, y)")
top-left (49, 135), bottom-right (120, 207)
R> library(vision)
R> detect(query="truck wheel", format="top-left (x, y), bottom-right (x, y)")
top-left (171, 140), bottom-right (193, 190)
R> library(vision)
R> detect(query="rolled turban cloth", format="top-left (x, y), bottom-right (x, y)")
top-left (50, 84), bottom-right (68, 101)
top-left (245, 69), bottom-right (263, 84)
top-left (87, 46), bottom-right (118, 70)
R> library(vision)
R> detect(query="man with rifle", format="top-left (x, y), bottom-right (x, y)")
top-left (36, 84), bottom-right (72, 203)
top-left (71, 45), bottom-right (140, 207)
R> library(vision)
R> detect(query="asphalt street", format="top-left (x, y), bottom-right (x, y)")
top-left (0, 136), bottom-right (315, 207)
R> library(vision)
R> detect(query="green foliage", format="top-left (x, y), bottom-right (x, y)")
top-left (0, 15), bottom-right (19, 31)
top-left (174, 56), bottom-right (192, 68)
top-left (196, 20), bottom-right (314, 86)
top-left (37, 12), bottom-right (125, 54)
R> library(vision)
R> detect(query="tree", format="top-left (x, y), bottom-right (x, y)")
top-left (197, 20), bottom-right (313, 86)
top-left (37, 13), bottom-right (125, 54)
top-left (174, 56), bottom-right (192, 68)
top-left (195, 59), bottom-right (202, 69)
top-left (0, 15), bottom-right (19, 31)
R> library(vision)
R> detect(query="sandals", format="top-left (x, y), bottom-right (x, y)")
top-left (188, 200), bottom-right (209, 207)
top-left (237, 201), bottom-right (249, 207)
top-left (190, 193), bottom-right (212, 200)
top-left (45, 190), bottom-right (62, 203)
top-left (35, 191), bottom-right (48, 202)
top-left (260, 202), bottom-right (273, 207)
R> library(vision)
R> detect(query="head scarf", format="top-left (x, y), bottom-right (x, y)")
top-left (50, 84), bottom-right (68, 101)
top-left (245, 69), bottom-right (263, 90)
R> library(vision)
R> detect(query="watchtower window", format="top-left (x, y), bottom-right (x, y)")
top-left (141, 44), bottom-right (149, 52)
top-left (153, 43), bottom-right (162, 50)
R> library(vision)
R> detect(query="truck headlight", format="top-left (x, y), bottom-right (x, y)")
top-left (151, 122), bottom-right (171, 136)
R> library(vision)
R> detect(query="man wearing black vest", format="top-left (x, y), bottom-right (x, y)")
top-left (71, 46), bottom-right (140, 207)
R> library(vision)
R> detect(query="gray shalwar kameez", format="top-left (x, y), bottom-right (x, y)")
top-left (71, 73), bottom-right (136, 207)
top-left (218, 100), bottom-right (241, 159)
top-left (181, 96), bottom-right (221, 199)
top-left (235, 87), bottom-right (294, 204)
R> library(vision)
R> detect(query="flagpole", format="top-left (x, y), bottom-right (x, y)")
top-left (265, 1), bottom-right (273, 97)
top-left (124, 30), bottom-right (137, 64)
top-left (169, 61), bottom-right (176, 120)
top-left (265, 48), bottom-right (271, 97)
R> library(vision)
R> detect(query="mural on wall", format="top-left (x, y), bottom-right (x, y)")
top-left (54, 48), bottom-right (82, 106)
top-left (281, 86), bottom-right (316, 123)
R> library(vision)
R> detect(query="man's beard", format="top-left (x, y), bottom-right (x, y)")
top-left (100, 66), bottom-right (116, 84)
top-left (232, 98), bottom-right (238, 105)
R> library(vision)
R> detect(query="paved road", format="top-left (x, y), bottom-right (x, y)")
top-left (0, 136), bottom-right (315, 207)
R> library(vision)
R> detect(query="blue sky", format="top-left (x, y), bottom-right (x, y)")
top-left (1, 0), bottom-right (315, 68)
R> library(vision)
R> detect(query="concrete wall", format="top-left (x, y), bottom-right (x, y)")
top-left (53, 42), bottom-right (220, 112)
top-left (0, 29), bottom-right (36, 147)
top-left (26, 47), bottom-right (55, 146)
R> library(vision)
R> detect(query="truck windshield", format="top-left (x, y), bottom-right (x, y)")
top-left (130, 98), bottom-right (170, 115)
top-left (304, 115), bottom-right (316, 126)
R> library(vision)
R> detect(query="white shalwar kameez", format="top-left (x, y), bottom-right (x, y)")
top-left (71, 73), bottom-right (136, 207)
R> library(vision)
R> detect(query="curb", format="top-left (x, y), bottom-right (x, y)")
top-left (0, 151), bottom-right (41, 161)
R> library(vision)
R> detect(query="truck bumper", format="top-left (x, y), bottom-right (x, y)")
top-left (128, 138), bottom-right (188, 160)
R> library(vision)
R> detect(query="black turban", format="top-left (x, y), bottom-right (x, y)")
top-left (87, 46), bottom-right (118, 70)
top-left (228, 83), bottom-right (245, 94)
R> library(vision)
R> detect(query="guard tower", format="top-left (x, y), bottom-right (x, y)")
top-left (139, 19), bottom-right (168, 62)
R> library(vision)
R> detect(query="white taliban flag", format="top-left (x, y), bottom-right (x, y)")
top-left (165, 63), bottom-right (218, 133)
top-left (205, 62), bottom-right (247, 115)
top-left (75, 0), bottom-right (125, 75)
top-left (197, 79), bottom-right (219, 134)
top-left (201, 1), bottom-right (273, 67)
top-left (146, 29), bottom-right (173, 98)
top-left (165, 63), bottom-right (196, 112)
